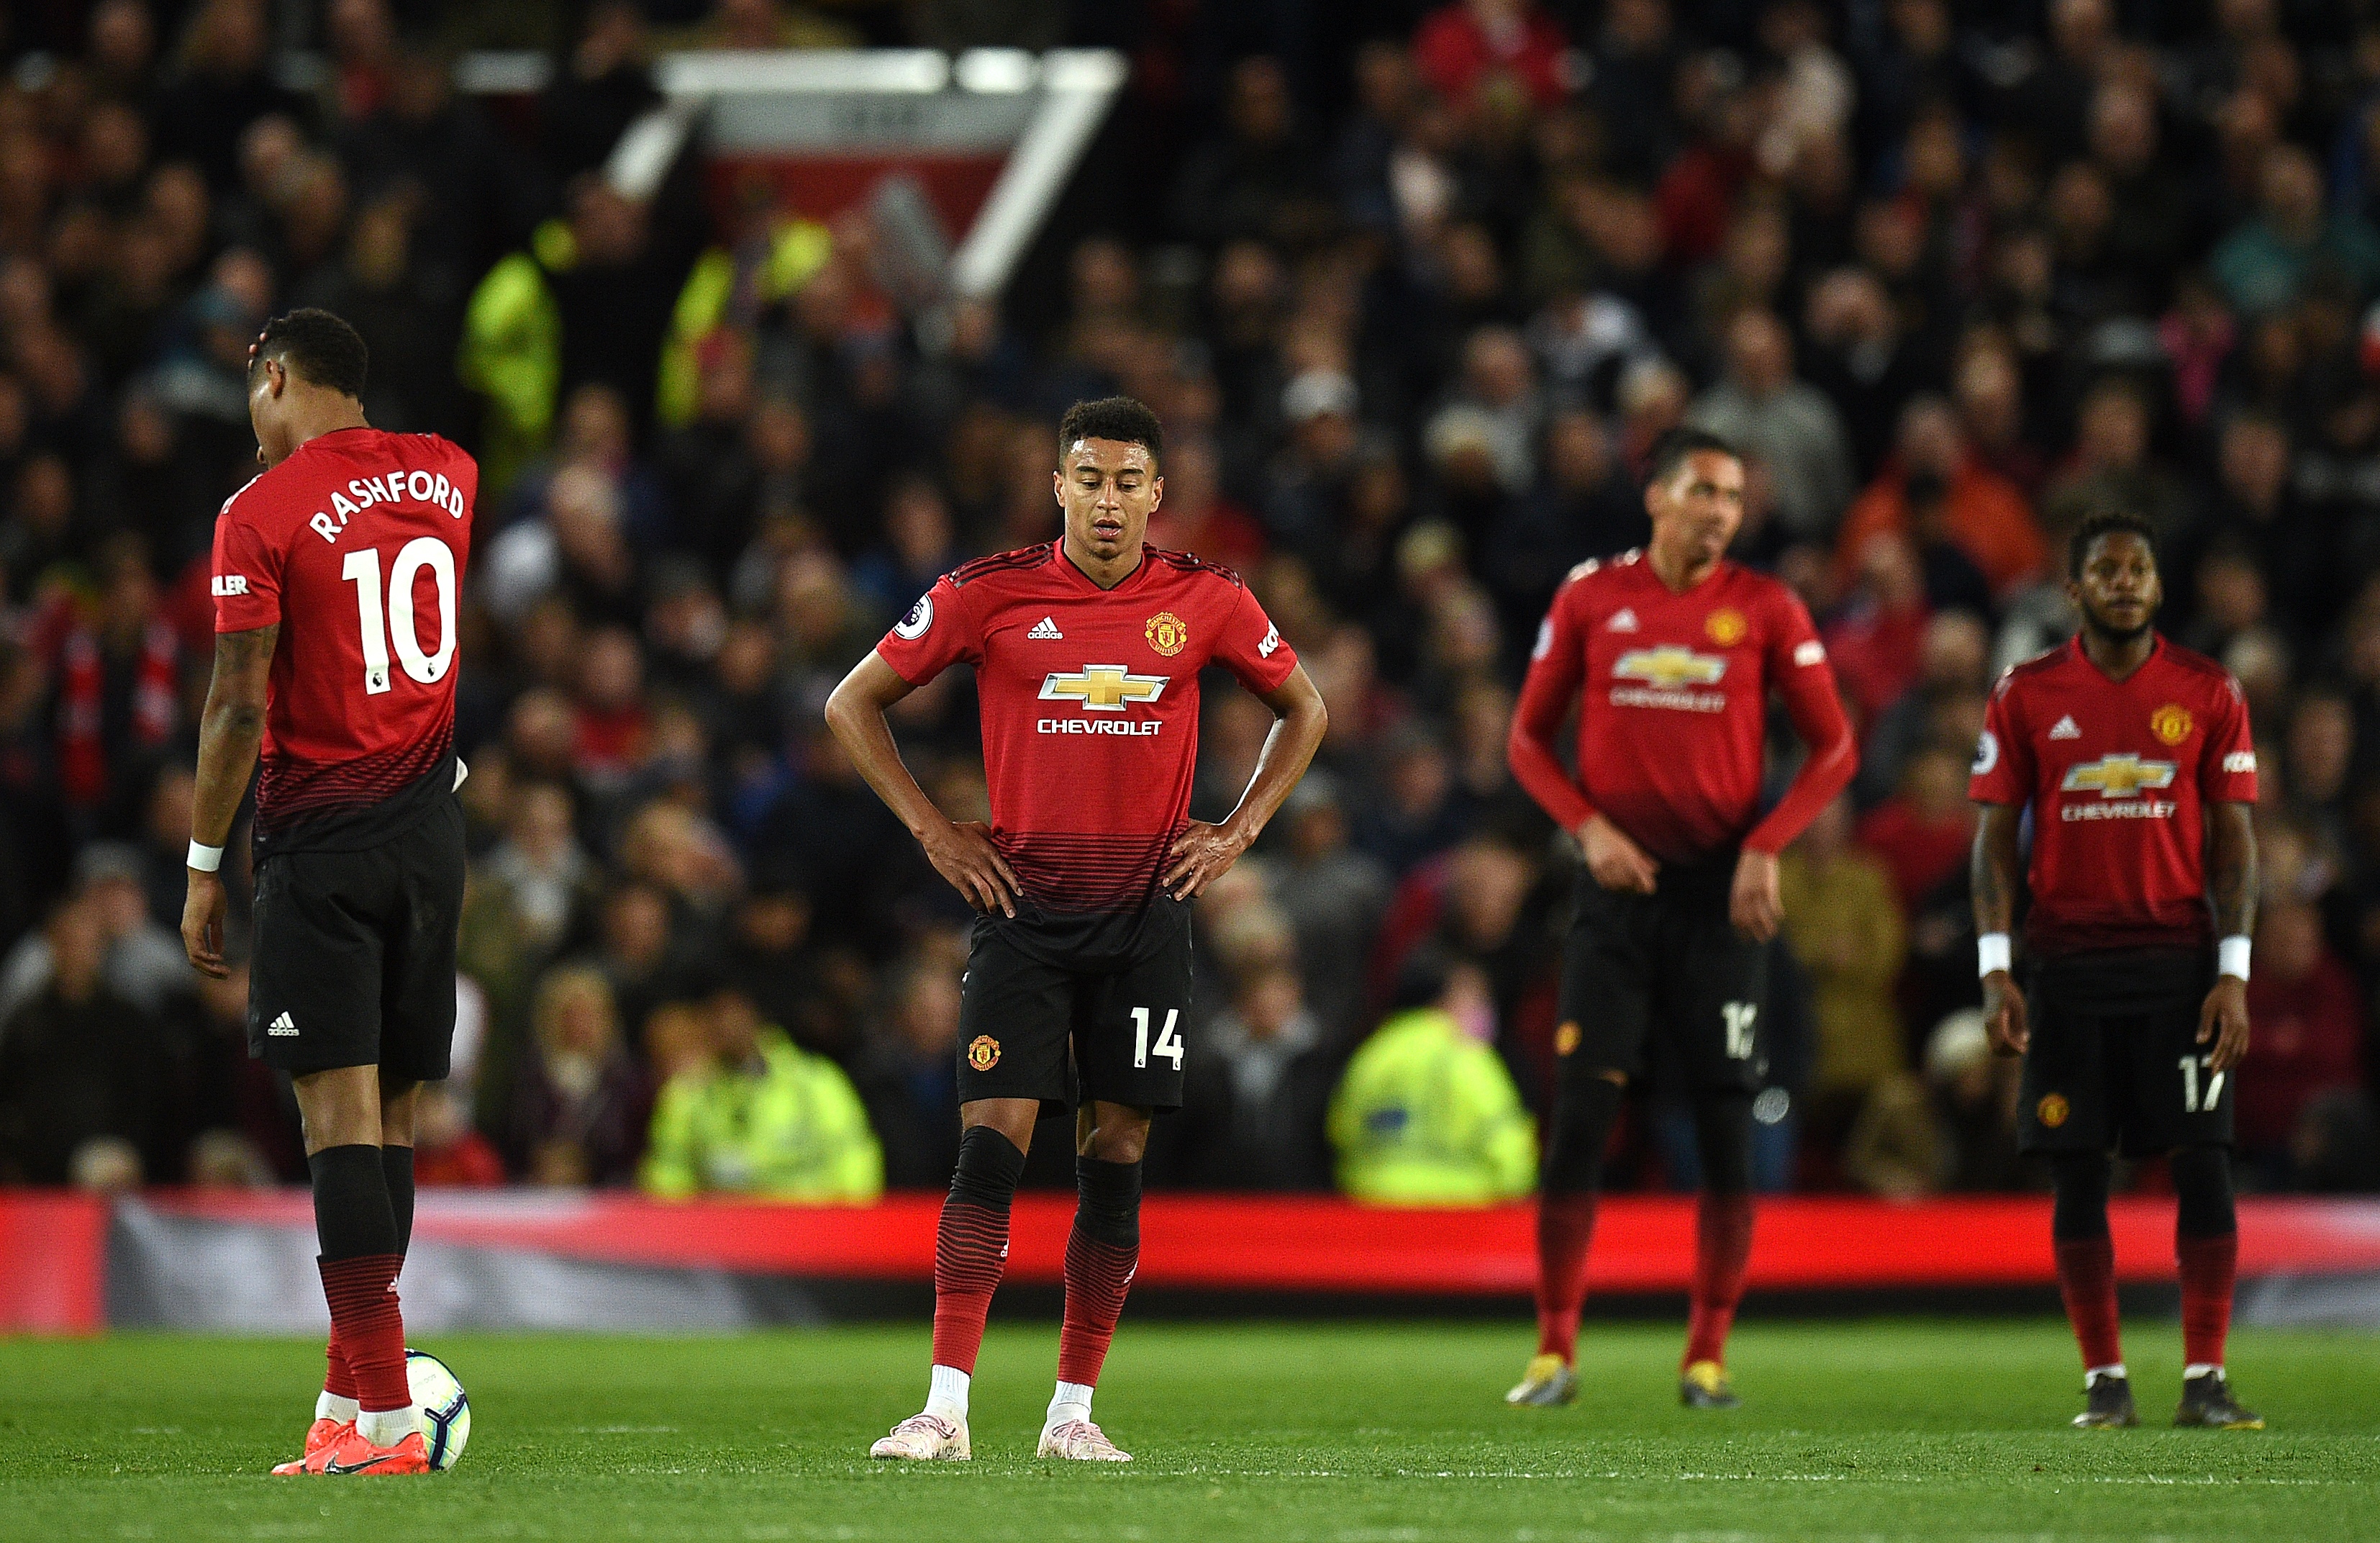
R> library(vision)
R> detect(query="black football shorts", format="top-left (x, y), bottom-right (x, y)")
top-left (247, 799), bottom-right (465, 1082)
top-left (954, 895), bottom-right (1194, 1116)
top-left (2020, 946), bottom-right (2231, 1156)
top-left (1554, 860), bottom-right (1768, 1097)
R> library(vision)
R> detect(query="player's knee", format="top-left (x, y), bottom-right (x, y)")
top-left (948, 1123), bottom-right (1029, 1211)
top-left (1078, 1104), bottom-right (1152, 1164)
top-left (1074, 1152), bottom-right (1143, 1249)
top-left (2170, 1144), bottom-right (2236, 1237)
top-left (2049, 1151), bottom-right (2112, 1240)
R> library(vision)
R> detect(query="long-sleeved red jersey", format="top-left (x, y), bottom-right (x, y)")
top-left (1508, 549), bottom-right (1856, 864)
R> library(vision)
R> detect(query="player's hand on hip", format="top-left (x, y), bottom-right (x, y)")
top-left (1730, 849), bottom-right (1783, 942)
top-left (1577, 815), bottom-right (1658, 893)
top-left (2199, 974), bottom-right (2250, 1074)
top-left (1162, 820), bottom-right (1248, 900)
top-left (921, 819), bottom-right (1019, 918)
top-left (181, 870), bottom-right (230, 979)
top-left (1981, 970), bottom-right (2027, 1057)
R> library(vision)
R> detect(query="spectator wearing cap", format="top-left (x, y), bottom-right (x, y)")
top-left (1266, 370), bottom-right (1362, 554)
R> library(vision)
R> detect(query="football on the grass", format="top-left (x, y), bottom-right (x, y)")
top-left (405, 1348), bottom-right (470, 1470)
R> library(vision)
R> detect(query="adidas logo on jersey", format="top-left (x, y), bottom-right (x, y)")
top-left (1607, 608), bottom-right (1639, 632)
top-left (267, 1011), bottom-right (298, 1037)
top-left (2050, 715), bottom-right (2081, 740)
top-left (1027, 616), bottom-right (1064, 639)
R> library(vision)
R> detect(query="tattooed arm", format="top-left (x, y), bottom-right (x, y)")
top-left (183, 624), bottom-right (276, 978)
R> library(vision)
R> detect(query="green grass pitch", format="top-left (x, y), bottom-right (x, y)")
top-left (1, 1318), bottom-right (2372, 1542)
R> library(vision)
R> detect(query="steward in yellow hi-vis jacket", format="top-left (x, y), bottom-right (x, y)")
top-left (1328, 956), bottom-right (1536, 1205)
top-left (639, 994), bottom-right (883, 1203)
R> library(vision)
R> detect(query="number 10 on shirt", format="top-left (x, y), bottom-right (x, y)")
top-left (1131, 1006), bottom-right (1183, 1069)
top-left (342, 538), bottom-right (458, 695)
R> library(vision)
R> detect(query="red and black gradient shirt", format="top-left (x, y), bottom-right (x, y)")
top-left (875, 541), bottom-right (1296, 948)
top-left (212, 426), bottom-right (477, 854)
top-left (1509, 551), bottom-right (1856, 866)
top-left (1969, 634), bottom-right (2256, 956)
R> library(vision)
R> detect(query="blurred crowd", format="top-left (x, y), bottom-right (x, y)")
top-left (2, 0), bottom-right (2378, 1203)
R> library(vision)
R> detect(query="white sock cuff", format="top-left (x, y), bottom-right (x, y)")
top-left (316, 1391), bottom-right (360, 1424)
top-left (355, 1406), bottom-right (419, 1447)
top-left (1046, 1380), bottom-right (1094, 1424)
top-left (2183, 1362), bottom-right (2223, 1380)
top-left (2085, 1362), bottom-right (2127, 1385)
top-left (927, 1364), bottom-right (971, 1421)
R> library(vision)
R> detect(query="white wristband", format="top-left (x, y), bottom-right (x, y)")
top-left (186, 841), bottom-right (224, 873)
top-left (2217, 935), bottom-right (2250, 982)
top-left (1976, 933), bottom-right (2012, 977)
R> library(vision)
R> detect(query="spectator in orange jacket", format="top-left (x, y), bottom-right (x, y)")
top-left (1834, 396), bottom-right (2047, 599)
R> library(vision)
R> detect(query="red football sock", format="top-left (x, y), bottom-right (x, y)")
top-left (2054, 1237), bottom-right (2123, 1370)
top-left (1055, 1227), bottom-right (1138, 1387)
top-left (318, 1254), bottom-right (409, 1413)
top-left (324, 1327), bottom-right (357, 1401)
top-left (1535, 1193), bottom-right (1598, 1362)
top-left (1682, 1192), bottom-right (1754, 1369)
top-left (2178, 1231), bottom-right (2238, 1368)
top-left (929, 1196), bottom-right (1009, 1375)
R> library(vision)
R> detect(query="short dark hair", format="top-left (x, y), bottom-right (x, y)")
top-left (1058, 396), bottom-right (1163, 468)
top-left (252, 308), bottom-right (368, 399)
top-left (2068, 507), bottom-right (2160, 580)
top-left (1645, 426), bottom-right (1740, 487)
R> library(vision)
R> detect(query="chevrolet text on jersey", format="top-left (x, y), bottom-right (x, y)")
top-left (1511, 548), bottom-right (1856, 864)
top-left (1971, 635), bottom-right (2256, 954)
top-left (873, 543), bottom-right (1294, 932)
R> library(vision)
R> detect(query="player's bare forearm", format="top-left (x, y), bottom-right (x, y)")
top-left (1164, 664), bottom-right (1326, 900)
top-left (823, 652), bottom-right (941, 836)
top-left (183, 625), bottom-right (275, 978)
top-left (1970, 802), bottom-right (2022, 938)
top-left (2207, 801), bottom-right (2258, 942)
top-left (825, 651), bottom-right (1019, 915)
top-left (191, 625), bottom-right (277, 847)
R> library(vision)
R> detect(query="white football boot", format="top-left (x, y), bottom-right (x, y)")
top-left (1037, 1418), bottom-right (1131, 1461)
top-left (870, 1412), bottom-right (971, 1460)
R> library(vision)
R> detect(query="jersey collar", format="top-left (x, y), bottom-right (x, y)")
top-left (1053, 540), bottom-right (1153, 594)
top-left (2071, 630), bottom-right (2161, 685)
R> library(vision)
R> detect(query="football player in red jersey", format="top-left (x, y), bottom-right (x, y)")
top-left (827, 397), bottom-right (1327, 1462)
top-left (1971, 508), bottom-right (2263, 1431)
top-left (181, 310), bottom-right (478, 1476)
top-left (1505, 428), bottom-right (1856, 1410)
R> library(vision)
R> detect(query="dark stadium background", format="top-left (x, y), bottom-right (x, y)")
top-left (0, 0), bottom-right (2376, 1242)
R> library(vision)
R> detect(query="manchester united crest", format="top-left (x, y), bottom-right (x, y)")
top-left (2151, 704), bottom-right (2194, 745)
top-left (966, 1035), bottom-right (1001, 1072)
top-left (1555, 1021), bottom-right (1581, 1056)
top-left (2037, 1092), bottom-right (2070, 1128)
top-left (1145, 611), bottom-right (1188, 656)
top-left (1704, 607), bottom-right (1748, 647)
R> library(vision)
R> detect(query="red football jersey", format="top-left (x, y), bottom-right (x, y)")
top-left (1969, 635), bottom-right (2256, 955)
top-left (874, 542), bottom-right (1296, 920)
top-left (212, 426), bottom-right (477, 851)
top-left (1509, 551), bottom-right (1856, 864)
